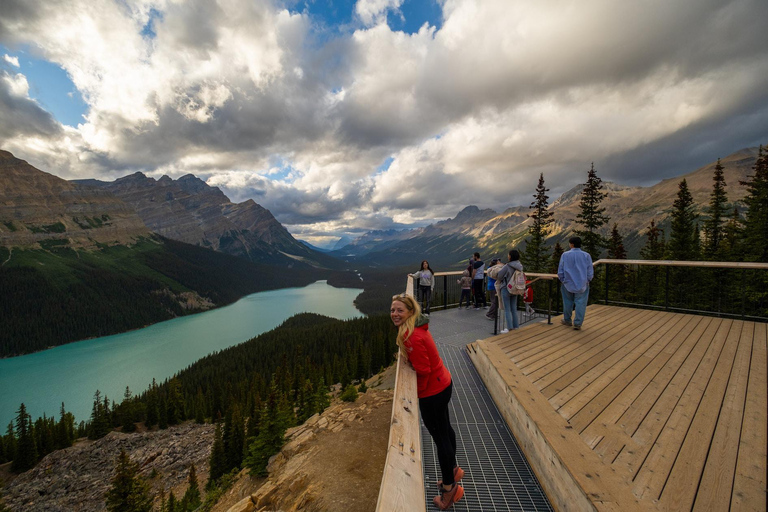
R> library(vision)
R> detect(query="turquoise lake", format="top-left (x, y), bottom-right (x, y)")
top-left (0, 281), bottom-right (363, 427)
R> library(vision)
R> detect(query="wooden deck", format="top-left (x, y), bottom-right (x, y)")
top-left (468, 305), bottom-right (767, 512)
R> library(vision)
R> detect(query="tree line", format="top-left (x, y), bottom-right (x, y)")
top-left (1, 312), bottom-right (396, 511)
top-left (519, 145), bottom-right (768, 316)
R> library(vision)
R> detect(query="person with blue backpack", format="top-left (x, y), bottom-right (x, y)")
top-left (495, 249), bottom-right (525, 333)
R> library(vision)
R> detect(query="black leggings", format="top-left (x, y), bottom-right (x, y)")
top-left (419, 381), bottom-right (457, 486)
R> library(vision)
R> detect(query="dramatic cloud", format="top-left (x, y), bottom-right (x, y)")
top-left (1, 0), bottom-right (767, 244)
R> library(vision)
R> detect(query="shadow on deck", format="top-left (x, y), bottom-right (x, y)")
top-left (468, 304), bottom-right (767, 512)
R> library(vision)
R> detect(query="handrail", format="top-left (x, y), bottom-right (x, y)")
top-left (376, 287), bottom-right (425, 512)
top-left (594, 259), bottom-right (768, 269)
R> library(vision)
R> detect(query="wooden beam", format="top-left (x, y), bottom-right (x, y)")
top-left (375, 353), bottom-right (425, 512)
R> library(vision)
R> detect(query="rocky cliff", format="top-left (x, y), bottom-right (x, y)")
top-left (1, 423), bottom-right (214, 512)
top-left (0, 151), bottom-right (150, 248)
top-left (77, 173), bottom-right (333, 267)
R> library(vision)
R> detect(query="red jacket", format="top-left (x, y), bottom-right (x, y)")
top-left (404, 321), bottom-right (452, 398)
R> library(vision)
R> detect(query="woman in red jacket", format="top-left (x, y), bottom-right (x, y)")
top-left (391, 294), bottom-right (464, 510)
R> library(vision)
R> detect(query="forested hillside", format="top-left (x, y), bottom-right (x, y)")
top-left (0, 236), bottom-right (322, 356)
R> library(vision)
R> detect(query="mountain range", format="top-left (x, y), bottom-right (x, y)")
top-left (332, 147), bottom-right (759, 267)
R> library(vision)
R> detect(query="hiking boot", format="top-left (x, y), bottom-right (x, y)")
top-left (433, 483), bottom-right (464, 510)
top-left (573, 325), bottom-right (581, 330)
top-left (561, 319), bottom-right (572, 326)
top-left (438, 466), bottom-right (465, 487)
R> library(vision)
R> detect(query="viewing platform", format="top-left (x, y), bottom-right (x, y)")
top-left (469, 304), bottom-right (766, 512)
top-left (378, 261), bottom-right (767, 511)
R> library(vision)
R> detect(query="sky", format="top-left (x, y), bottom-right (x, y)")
top-left (1, 0), bottom-right (767, 248)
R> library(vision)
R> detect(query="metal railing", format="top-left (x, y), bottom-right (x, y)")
top-left (593, 259), bottom-right (768, 321)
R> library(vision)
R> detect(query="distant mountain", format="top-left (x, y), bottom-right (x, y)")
top-left (0, 151), bottom-right (323, 355)
top-left (300, 240), bottom-right (333, 253)
top-left (75, 172), bottom-right (339, 268)
top-left (0, 150), bottom-right (149, 247)
top-left (343, 148), bottom-right (759, 268)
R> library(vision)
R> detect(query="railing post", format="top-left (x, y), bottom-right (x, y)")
top-left (444, 275), bottom-right (448, 309)
top-left (604, 264), bottom-right (609, 305)
top-left (741, 268), bottom-right (745, 320)
top-left (547, 279), bottom-right (552, 325)
top-left (665, 266), bottom-right (670, 311)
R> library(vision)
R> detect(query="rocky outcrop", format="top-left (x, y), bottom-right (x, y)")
top-left (219, 389), bottom-right (393, 512)
top-left (77, 173), bottom-right (329, 266)
top-left (0, 150), bottom-right (150, 248)
top-left (2, 423), bottom-right (214, 512)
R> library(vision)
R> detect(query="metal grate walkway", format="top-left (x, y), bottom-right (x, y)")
top-left (421, 308), bottom-right (554, 511)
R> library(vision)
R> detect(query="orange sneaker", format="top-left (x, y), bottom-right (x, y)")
top-left (433, 483), bottom-right (464, 510)
top-left (437, 466), bottom-right (465, 487)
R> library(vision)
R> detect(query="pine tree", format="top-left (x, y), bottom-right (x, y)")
top-left (640, 219), bottom-right (666, 260)
top-left (702, 158), bottom-right (728, 258)
top-left (121, 387), bottom-right (136, 433)
top-left (575, 163), bottom-right (610, 261)
top-left (607, 224), bottom-right (627, 260)
top-left (105, 449), bottom-right (153, 512)
top-left (208, 423), bottom-right (227, 486)
top-left (244, 382), bottom-right (289, 477)
top-left (667, 179), bottom-right (698, 260)
top-left (11, 403), bottom-right (37, 473)
top-left (3, 422), bottom-right (16, 464)
top-left (167, 379), bottom-right (184, 425)
top-left (223, 405), bottom-right (245, 471)
top-left (181, 464), bottom-right (202, 511)
top-left (522, 173), bottom-right (554, 272)
top-left (721, 206), bottom-right (743, 260)
top-left (550, 242), bottom-right (564, 274)
top-left (740, 145), bottom-right (768, 262)
top-left (166, 491), bottom-right (177, 512)
top-left (145, 380), bottom-right (159, 429)
top-left (89, 390), bottom-right (111, 440)
top-left (55, 403), bottom-right (74, 450)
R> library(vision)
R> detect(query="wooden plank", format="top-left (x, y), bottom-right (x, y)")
top-left (730, 321), bottom-right (767, 512)
top-left (689, 321), bottom-right (754, 511)
top-left (519, 308), bottom-right (642, 377)
top-left (468, 339), bottom-right (659, 512)
top-left (376, 353), bottom-right (425, 512)
top-left (585, 314), bottom-right (701, 457)
top-left (540, 309), bottom-right (666, 400)
top-left (632, 320), bottom-right (743, 503)
top-left (527, 309), bottom-right (657, 391)
top-left (555, 311), bottom-right (687, 431)
top-left (510, 305), bottom-right (625, 363)
top-left (606, 316), bottom-right (724, 474)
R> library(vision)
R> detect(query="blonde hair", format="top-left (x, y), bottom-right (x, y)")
top-left (391, 294), bottom-right (421, 354)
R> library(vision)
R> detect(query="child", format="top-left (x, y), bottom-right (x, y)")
top-left (457, 270), bottom-right (472, 309)
top-left (524, 280), bottom-right (535, 315)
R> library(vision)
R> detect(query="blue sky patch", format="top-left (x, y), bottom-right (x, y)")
top-left (2, 45), bottom-right (88, 127)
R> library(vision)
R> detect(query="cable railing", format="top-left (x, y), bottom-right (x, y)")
top-left (593, 259), bottom-right (768, 321)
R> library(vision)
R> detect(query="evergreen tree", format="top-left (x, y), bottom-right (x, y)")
top-left (55, 403), bottom-right (74, 450)
top-left (721, 206), bottom-right (743, 260)
top-left (606, 224), bottom-right (628, 296)
top-left (550, 242), bottom-right (564, 274)
top-left (667, 179), bottom-right (698, 260)
top-left (11, 403), bottom-right (37, 473)
top-left (105, 449), bottom-right (153, 512)
top-left (121, 387), bottom-right (136, 433)
top-left (89, 390), bottom-right (111, 440)
top-left (244, 382), bottom-right (289, 476)
top-left (194, 388), bottom-right (206, 424)
top-left (181, 464), bottom-right (202, 511)
top-left (167, 379), bottom-right (184, 425)
top-left (223, 405), bottom-right (245, 471)
top-left (575, 163), bottom-right (610, 260)
top-left (522, 173), bottom-right (554, 272)
top-left (640, 219), bottom-right (666, 260)
top-left (3, 422), bottom-right (16, 464)
top-left (145, 381), bottom-right (159, 429)
top-left (166, 491), bottom-right (177, 512)
top-left (158, 395), bottom-right (169, 430)
top-left (702, 158), bottom-right (728, 258)
top-left (740, 145), bottom-right (768, 262)
top-left (207, 423), bottom-right (227, 486)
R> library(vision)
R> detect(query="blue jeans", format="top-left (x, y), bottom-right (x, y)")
top-left (501, 289), bottom-right (519, 329)
top-left (562, 285), bottom-right (589, 326)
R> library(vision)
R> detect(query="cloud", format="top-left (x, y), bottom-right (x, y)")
top-left (3, 54), bottom-right (20, 67)
top-left (1, 0), bottom-right (767, 239)
top-left (355, 0), bottom-right (404, 27)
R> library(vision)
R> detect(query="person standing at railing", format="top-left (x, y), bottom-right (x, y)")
top-left (486, 258), bottom-right (503, 320)
top-left (496, 249), bottom-right (525, 333)
top-left (457, 270), bottom-right (473, 309)
top-left (558, 236), bottom-right (594, 330)
top-left (410, 260), bottom-right (435, 314)
top-left (390, 294), bottom-right (465, 510)
top-left (471, 252), bottom-right (487, 309)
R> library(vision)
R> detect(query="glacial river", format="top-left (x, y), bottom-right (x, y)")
top-left (0, 281), bottom-right (363, 427)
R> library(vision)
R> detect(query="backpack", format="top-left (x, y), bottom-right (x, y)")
top-left (507, 270), bottom-right (527, 295)
top-left (487, 264), bottom-right (503, 280)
